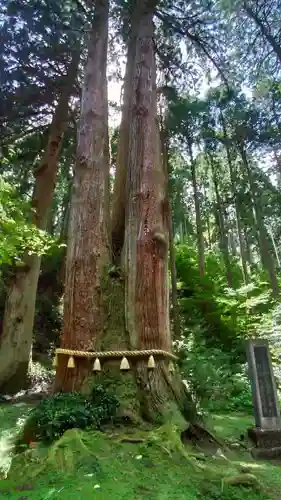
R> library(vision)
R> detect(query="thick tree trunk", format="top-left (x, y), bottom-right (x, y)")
top-left (0, 50), bottom-right (80, 393)
top-left (55, 0), bottom-right (110, 392)
top-left (123, 0), bottom-right (186, 421)
top-left (54, 0), bottom-right (190, 423)
top-left (187, 140), bottom-right (205, 276)
top-left (239, 142), bottom-right (279, 296)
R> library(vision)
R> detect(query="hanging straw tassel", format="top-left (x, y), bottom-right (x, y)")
top-left (93, 358), bottom-right (101, 372)
top-left (120, 357), bottom-right (130, 370)
top-left (52, 354), bottom-right (58, 367)
top-left (147, 355), bottom-right (156, 369)
top-left (67, 355), bottom-right (75, 369)
top-left (169, 361), bottom-right (175, 373)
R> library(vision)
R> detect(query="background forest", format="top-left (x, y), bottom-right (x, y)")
top-left (1, 0), bottom-right (281, 410)
top-left (2, 0), bottom-right (281, 498)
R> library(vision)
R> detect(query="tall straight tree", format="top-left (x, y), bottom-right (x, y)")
top-left (123, 0), bottom-right (183, 419)
top-left (55, 0), bottom-right (186, 421)
top-left (55, 0), bottom-right (110, 392)
top-left (210, 158), bottom-right (233, 287)
top-left (0, 49), bottom-right (80, 393)
top-left (219, 114), bottom-right (249, 284)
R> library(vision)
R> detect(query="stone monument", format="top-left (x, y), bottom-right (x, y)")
top-left (246, 339), bottom-right (281, 456)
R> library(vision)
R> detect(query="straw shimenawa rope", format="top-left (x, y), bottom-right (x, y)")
top-left (55, 348), bottom-right (178, 360)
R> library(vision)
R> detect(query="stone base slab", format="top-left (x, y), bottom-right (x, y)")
top-left (248, 427), bottom-right (281, 449)
top-left (251, 446), bottom-right (281, 459)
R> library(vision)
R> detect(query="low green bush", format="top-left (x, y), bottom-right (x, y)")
top-left (179, 340), bottom-right (252, 414)
top-left (20, 385), bottom-right (119, 444)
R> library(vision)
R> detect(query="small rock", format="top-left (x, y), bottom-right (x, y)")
top-left (136, 455), bottom-right (143, 460)
top-left (213, 448), bottom-right (228, 460)
top-left (230, 442), bottom-right (240, 449)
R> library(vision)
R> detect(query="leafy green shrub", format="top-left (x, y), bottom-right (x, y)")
top-left (20, 385), bottom-right (119, 443)
top-left (0, 176), bottom-right (57, 265)
top-left (179, 339), bottom-right (252, 414)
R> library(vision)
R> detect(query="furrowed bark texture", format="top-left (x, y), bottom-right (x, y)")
top-left (0, 49), bottom-right (80, 393)
top-left (111, 1), bottom-right (152, 260)
top-left (160, 125), bottom-right (181, 340)
top-left (124, 1), bottom-right (183, 420)
top-left (55, 0), bottom-right (110, 392)
top-left (111, 35), bottom-right (135, 260)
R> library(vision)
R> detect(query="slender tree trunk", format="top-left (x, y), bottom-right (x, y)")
top-left (220, 119), bottom-right (249, 284)
top-left (0, 49), bottom-right (80, 393)
top-left (239, 142), bottom-right (279, 296)
top-left (160, 124), bottom-right (181, 340)
top-left (267, 226), bottom-right (281, 268)
top-left (203, 183), bottom-right (212, 249)
top-left (111, 4), bottom-right (142, 261)
top-left (187, 139), bottom-right (205, 276)
top-left (55, 0), bottom-right (110, 392)
top-left (244, 229), bottom-right (253, 267)
top-left (229, 230), bottom-right (237, 257)
top-left (211, 163), bottom-right (233, 287)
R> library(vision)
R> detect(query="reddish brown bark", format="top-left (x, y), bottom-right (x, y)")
top-left (160, 124), bottom-right (181, 340)
top-left (0, 49), bottom-right (80, 393)
top-left (55, 0), bottom-right (110, 392)
top-left (111, 1), bottom-right (149, 260)
top-left (124, 2), bottom-right (168, 350)
top-left (111, 39), bottom-right (134, 260)
top-left (123, 0), bottom-right (182, 419)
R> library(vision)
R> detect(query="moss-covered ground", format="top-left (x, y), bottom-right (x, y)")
top-left (0, 402), bottom-right (281, 499)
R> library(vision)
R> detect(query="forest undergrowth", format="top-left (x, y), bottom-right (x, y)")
top-left (0, 397), bottom-right (281, 500)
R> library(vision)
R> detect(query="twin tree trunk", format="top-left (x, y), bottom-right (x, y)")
top-left (55, 0), bottom-right (186, 422)
top-left (0, 51), bottom-right (80, 393)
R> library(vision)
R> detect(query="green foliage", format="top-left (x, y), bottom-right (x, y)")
top-left (176, 243), bottom-right (241, 356)
top-left (21, 385), bottom-right (120, 443)
top-left (175, 242), bottom-right (279, 414)
top-left (176, 243), bottom-right (277, 352)
top-left (0, 177), bottom-right (58, 264)
top-left (178, 339), bottom-right (252, 413)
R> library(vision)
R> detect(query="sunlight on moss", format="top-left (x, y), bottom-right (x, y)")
top-left (0, 403), bottom-right (32, 478)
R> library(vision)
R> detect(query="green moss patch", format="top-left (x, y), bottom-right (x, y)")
top-left (0, 405), bottom-right (280, 499)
